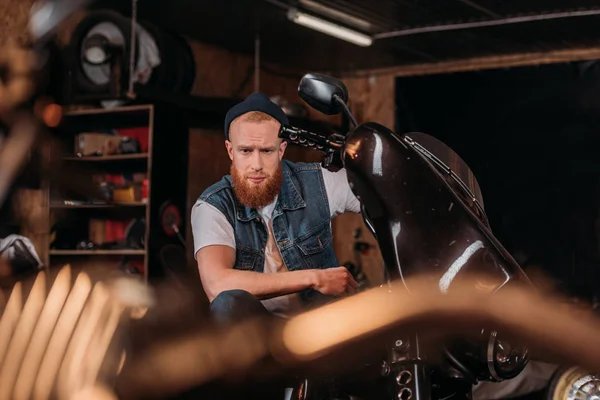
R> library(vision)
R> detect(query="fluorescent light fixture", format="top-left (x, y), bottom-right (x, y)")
top-left (299, 0), bottom-right (373, 31)
top-left (288, 9), bottom-right (373, 47)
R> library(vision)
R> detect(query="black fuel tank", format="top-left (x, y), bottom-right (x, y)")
top-left (342, 122), bottom-right (532, 294)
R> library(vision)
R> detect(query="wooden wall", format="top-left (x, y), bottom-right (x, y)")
top-left (0, 0), bottom-right (34, 45)
top-left (0, 0), bottom-right (45, 260)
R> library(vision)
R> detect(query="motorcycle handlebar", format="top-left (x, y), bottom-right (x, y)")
top-left (279, 125), bottom-right (346, 171)
top-left (278, 125), bottom-right (345, 153)
top-left (278, 125), bottom-right (347, 171)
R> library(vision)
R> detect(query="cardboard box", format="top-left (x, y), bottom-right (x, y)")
top-left (75, 133), bottom-right (122, 156)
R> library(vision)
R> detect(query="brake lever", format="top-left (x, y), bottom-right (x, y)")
top-left (321, 133), bottom-right (346, 171)
top-left (322, 151), bottom-right (343, 172)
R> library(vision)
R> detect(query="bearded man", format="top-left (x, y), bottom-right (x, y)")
top-left (191, 92), bottom-right (361, 323)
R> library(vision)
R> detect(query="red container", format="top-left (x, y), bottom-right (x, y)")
top-left (142, 179), bottom-right (149, 203)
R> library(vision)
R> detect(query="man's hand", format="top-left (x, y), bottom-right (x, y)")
top-left (312, 266), bottom-right (359, 296)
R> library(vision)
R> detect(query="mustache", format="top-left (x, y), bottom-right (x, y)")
top-left (245, 173), bottom-right (268, 179)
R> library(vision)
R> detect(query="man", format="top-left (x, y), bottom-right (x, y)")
top-left (191, 92), bottom-right (361, 323)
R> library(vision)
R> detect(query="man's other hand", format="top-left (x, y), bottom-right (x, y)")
top-left (312, 266), bottom-right (359, 296)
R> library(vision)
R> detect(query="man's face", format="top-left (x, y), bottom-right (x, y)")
top-left (225, 115), bottom-right (287, 209)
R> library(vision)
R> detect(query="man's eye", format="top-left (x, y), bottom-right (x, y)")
top-left (240, 149), bottom-right (251, 153)
top-left (262, 149), bottom-right (273, 153)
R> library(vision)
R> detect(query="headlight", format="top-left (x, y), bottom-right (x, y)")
top-left (488, 331), bottom-right (529, 381)
top-left (446, 329), bottom-right (529, 383)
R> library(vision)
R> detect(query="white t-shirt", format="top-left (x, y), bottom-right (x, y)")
top-left (191, 166), bottom-right (361, 316)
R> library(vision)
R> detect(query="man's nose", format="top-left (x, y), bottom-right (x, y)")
top-left (250, 151), bottom-right (263, 171)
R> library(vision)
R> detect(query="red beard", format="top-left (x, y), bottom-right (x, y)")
top-left (230, 164), bottom-right (283, 209)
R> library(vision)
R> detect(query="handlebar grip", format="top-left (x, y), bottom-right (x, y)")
top-left (279, 125), bottom-right (345, 171)
top-left (279, 125), bottom-right (344, 153)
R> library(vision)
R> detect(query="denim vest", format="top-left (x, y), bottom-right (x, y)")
top-left (199, 160), bottom-right (339, 308)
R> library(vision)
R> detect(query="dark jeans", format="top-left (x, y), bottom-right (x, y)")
top-left (209, 289), bottom-right (336, 324)
top-left (206, 290), bottom-right (286, 399)
top-left (209, 289), bottom-right (273, 325)
top-left (207, 290), bottom-right (350, 400)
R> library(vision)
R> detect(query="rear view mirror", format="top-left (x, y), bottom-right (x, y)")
top-left (298, 73), bottom-right (349, 115)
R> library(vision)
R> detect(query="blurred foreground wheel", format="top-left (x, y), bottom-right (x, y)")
top-left (0, 265), bottom-right (151, 400)
top-left (547, 365), bottom-right (600, 400)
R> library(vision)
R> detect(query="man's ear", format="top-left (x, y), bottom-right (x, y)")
top-left (279, 140), bottom-right (287, 160)
top-left (225, 140), bottom-right (234, 161)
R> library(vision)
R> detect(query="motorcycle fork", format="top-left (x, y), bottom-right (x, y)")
top-left (383, 333), bottom-right (430, 400)
top-left (383, 333), bottom-right (472, 400)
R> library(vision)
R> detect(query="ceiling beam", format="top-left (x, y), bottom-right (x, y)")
top-left (374, 8), bottom-right (600, 39)
top-left (457, 0), bottom-right (501, 18)
top-left (338, 46), bottom-right (600, 78)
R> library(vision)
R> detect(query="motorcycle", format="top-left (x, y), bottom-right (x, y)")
top-left (275, 73), bottom-right (595, 400)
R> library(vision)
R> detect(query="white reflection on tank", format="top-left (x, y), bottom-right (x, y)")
top-left (439, 240), bottom-right (484, 293)
top-left (373, 133), bottom-right (383, 176)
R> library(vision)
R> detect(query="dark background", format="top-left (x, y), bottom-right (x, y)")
top-left (395, 61), bottom-right (600, 297)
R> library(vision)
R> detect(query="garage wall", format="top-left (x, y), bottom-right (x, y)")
top-left (0, 0), bottom-right (34, 45)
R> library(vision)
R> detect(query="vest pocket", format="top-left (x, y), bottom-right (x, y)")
top-left (296, 223), bottom-right (333, 256)
top-left (234, 247), bottom-right (260, 271)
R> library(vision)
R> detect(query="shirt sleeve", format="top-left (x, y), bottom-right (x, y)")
top-left (190, 199), bottom-right (236, 259)
top-left (321, 166), bottom-right (361, 217)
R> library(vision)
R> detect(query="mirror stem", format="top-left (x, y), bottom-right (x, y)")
top-left (333, 94), bottom-right (358, 128)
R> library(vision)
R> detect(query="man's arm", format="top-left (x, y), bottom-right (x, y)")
top-left (321, 167), bottom-right (361, 216)
top-left (191, 201), bottom-right (357, 302)
top-left (196, 245), bottom-right (319, 302)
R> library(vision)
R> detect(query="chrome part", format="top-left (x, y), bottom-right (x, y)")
top-left (396, 370), bottom-right (412, 385)
top-left (487, 331), bottom-right (529, 381)
top-left (381, 360), bottom-right (391, 377)
top-left (398, 387), bottom-right (413, 400)
top-left (549, 366), bottom-right (600, 400)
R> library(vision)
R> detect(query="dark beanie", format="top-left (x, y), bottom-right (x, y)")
top-left (224, 92), bottom-right (289, 140)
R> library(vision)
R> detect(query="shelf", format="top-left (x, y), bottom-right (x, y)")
top-left (64, 104), bottom-right (152, 116)
top-left (50, 202), bottom-right (147, 209)
top-left (42, 102), bottom-right (164, 284)
top-left (50, 249), bottom-right (146, 256)
top-left (63, 153), bottom-right (148, 161)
